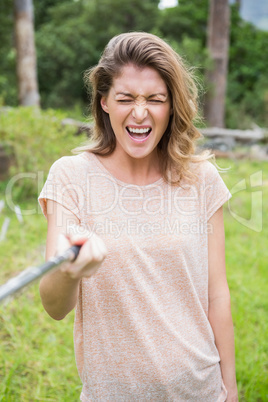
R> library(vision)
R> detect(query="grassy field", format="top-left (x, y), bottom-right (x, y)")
top-left (219, 158), bottom-right (268, 401)
top-left (0, 109), bottom-right (267, 401)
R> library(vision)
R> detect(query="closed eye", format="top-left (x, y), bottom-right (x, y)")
top-left (148, 99), bottom-right (165, 104)
top-left (117, 99), bottom-right (133, 103)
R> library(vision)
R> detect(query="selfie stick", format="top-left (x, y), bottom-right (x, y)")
top-left (0, 245), bottom-right (81, 303)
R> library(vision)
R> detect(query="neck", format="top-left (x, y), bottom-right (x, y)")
top-left (98, 148), bottom-right (162, 186)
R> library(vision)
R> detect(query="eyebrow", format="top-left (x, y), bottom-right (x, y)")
top-left (115, 92), bottom-right (168, 98)
top-left (114, 92), bottom-right (134, 97)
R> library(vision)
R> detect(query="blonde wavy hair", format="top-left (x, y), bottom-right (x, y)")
top-left (76, 32), bottom-right (214, 185)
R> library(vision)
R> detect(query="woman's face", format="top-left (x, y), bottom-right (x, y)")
top-left (100, 64), bottom-right (172, 161)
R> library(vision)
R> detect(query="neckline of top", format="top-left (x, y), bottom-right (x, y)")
top-left (81, 151), bottom-right (165, 189)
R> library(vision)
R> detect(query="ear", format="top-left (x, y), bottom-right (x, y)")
top-left (100, 97), bottom-right (109, 114)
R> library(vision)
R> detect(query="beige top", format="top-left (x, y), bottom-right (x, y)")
top-left (39, 151), bottom-right (231, 401)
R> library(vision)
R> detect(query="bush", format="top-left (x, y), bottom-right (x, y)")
top-left (0, 107), bottom-right (88, 201)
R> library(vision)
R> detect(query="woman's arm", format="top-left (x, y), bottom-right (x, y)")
top-left (208, 207), bottom-right (238, 401)
top-left (39, 200), bottom-right (107, 320)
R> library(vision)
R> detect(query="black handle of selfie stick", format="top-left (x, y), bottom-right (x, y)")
top-left (0, 245), bottom-right (81, 303)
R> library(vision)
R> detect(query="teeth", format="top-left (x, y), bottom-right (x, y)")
top-left (128, 127), bottom-right (150, 134)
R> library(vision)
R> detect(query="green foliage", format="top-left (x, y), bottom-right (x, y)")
top-left (0, 0), bottom-right (268, 127)
top-left (36, 0), bottom-right (160, 108)
top-left (35, 0), bottom-right (268, 127)
top-left (226, 5), bottom-right (268, 128)
top-left (0, 0), bottom-right (17, 106)
top-left (34, 0), bottom-right (74, 29)
top-left (92, 0), bottom-right (160, 47)
top-left (157, 0), bottom-right (208, 47)
top-left (36, 4), bottom-right (99, 107)
top-left (0, 107), bottom-right (88, 201)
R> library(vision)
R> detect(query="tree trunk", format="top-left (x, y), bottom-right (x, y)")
top-left (14, 0), bottom-right (40, 106)
top-left (235, 0), bottom-right (241, 11)
top-left (204, 0), bottom-right (230, 127)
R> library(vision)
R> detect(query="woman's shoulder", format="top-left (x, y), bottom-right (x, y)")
top-left (188, 159), bottom-right (220, 183)
top-left (49, 151), bottom-right (95, 172)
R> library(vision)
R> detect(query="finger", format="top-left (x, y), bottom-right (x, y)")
top-left (70, 237), bottom-right (89, 247)
top-left (82, 265), bottom-right (101, 278)
top-left (81, 236), bottom-right (103, 262)
top-left (67, 225), bottom-right (107, 257)
top-left (90, 235), bottom-right (107, 261)
top-left (95, 235), bottom-right (108, 256)
top-left (70, 238), bottom-right (104, 277)
top-left (59, 228), bottom-right (107, 279)
top-left (67, 224), bottom-right (92, 242)
top-left (90, 232), bottom-right (108, 254)
top-left (57, 233), bottom-right (72, 255)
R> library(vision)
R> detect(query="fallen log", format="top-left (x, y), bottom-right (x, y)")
top-left (208, 146), bottom-right (268, 161)
top-left (200, 126), bottom-right (266, 141)
top-left (61, 118), bottom-right (92, 136)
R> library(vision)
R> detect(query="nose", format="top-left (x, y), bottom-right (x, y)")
top-left (131, 104), bottom-right (148, 122)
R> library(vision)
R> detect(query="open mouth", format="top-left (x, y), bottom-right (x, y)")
top-left (126, 126), bottom-right (152, 141)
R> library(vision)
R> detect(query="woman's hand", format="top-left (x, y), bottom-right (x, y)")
top-left (57, 225), bottom-right (107, 280)
top-left (226, 386), bottom-right (239, 402)
top-left (40, 201), bottom-right (107, 319)
top-left (226, 393), bottom-right (239, 402)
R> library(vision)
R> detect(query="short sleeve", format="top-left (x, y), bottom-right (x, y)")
top-left (38, 156), bottom-right (85, 220)
top-left (203, 161), bottom-right (232, 221)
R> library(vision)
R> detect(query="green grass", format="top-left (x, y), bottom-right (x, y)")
top-left (0, 108), bottom-right (87, 401)
top-left (0, 149), bottom-right (267, 400)
top-left (0, 107), bottom-right (89, 201)
top-left (217, 158), bottom-right (268, 401)
top-left (0, 203), bottom-right (81, 401)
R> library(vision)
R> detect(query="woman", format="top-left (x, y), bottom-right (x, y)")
top-left (39, 32), bottom-right (238, 401)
